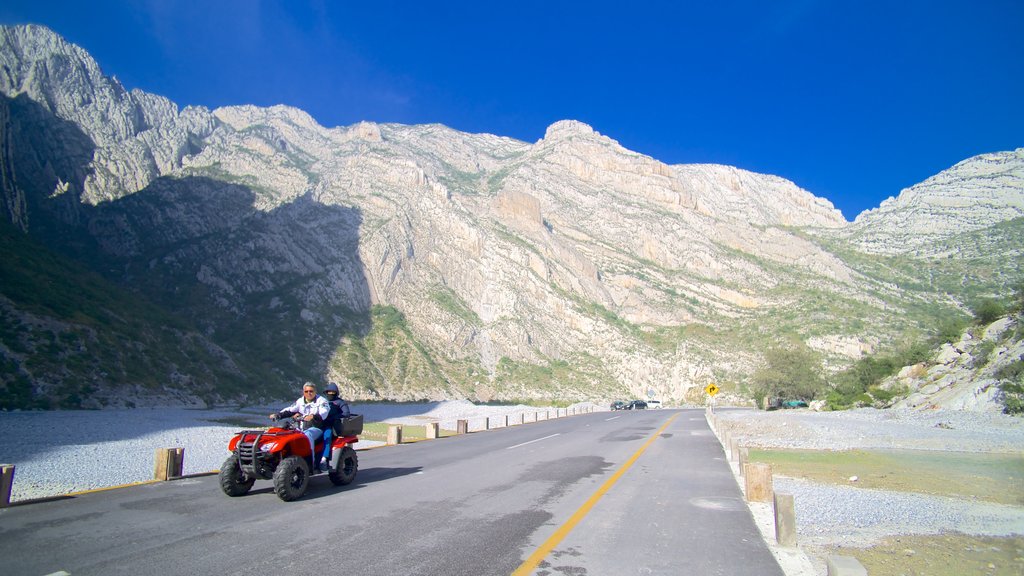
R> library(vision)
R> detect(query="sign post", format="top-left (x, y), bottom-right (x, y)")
top-left (704, 383), bottom-right (720, 413)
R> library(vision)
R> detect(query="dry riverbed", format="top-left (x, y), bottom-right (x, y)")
top-left (715, 407), bottom-right (1024, 576)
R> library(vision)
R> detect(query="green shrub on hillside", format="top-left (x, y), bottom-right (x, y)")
top-left (751, 342), bottom-right (825, 407)
top-left (826, 341), bottom-right (930, 410)
top-left (971, 298), bottom-right (1006, 326)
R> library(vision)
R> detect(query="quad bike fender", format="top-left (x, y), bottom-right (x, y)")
top-left (328, 436), bottom-right (358, 467)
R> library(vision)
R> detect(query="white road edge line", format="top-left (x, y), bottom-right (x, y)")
top-left (605, 416), bottom-right (621, 421)
top-left (506, 433), bottom-right (561, 450)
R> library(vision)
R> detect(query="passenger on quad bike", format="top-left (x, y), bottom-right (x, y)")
top-left (319, 383), bottom-right (351, 470)
top-left (270, 382), bottom-right (330, 468)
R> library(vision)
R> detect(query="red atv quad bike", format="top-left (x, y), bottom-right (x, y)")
top-left (219, 414), bottom-right (363, 501)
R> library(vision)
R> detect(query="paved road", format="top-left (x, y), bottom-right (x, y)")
top-left (0, 409), bottom-right (783, 576)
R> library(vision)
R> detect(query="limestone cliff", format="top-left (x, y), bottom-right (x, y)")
top-left (1, 25), bottom-right (1022, 408)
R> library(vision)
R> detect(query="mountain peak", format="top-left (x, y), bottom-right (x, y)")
top-left (542, 120), bottom-right (597, 141)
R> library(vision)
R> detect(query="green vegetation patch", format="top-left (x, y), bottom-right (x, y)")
top-left (749, 448), bottom-right (1024, 506)
top-left (832, 533), bottom-right (1024, 576)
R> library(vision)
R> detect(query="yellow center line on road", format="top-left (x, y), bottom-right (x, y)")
top-left (511, 412), bottom-right (681, 576)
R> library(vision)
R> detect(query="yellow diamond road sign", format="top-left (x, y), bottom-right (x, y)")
top-left (705, 383), bottom-right (720, 396)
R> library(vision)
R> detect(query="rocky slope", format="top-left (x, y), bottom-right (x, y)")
top-left (1, 24), bottom-right (1022, 408)
top-left (840, 148), bottom-right (1024, 255)
top-left (884, 315), bottom-right (1023, 413)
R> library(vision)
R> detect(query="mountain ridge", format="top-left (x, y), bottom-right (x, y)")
top-left (1, 24), bottom-right (1022, 409)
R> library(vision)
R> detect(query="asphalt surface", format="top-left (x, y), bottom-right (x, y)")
top-left (0, 409), bottom-right (783, 576)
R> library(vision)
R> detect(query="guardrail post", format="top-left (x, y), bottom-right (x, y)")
top-left (518, 413), bottom-right (525, 425)
top-left (457, 419), bottom-right (469, 434)
top-left (387, 425), bottom-right (403, 445)
top-left (1, 464), bottom-right (15, 508)
top-left (505, 414), bottom-right (511, 427)
top-left (425, 422), bottom-right (439, 439)
top-left (744, 462), bottom-right (773, 502)
top-left (485, 416), bottom-right (492, 430)
top-left (826, 555), bottom-right (868, 576)
top-left (154, 448), bottom-right (184, 481)
top-left (774, 492), bottom-right (797, 546)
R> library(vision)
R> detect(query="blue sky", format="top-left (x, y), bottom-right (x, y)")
top-left (2, 1), bottom-right (1022, 220)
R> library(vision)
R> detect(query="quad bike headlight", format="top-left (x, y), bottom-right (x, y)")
top-left (260, 442), bottom-right (278, 452)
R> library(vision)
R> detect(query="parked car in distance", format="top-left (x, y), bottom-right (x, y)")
top-left (647, 400), bottom-right (662, 409)
top-left (610, 401), bottom-right (628, 410)
top-left (765, 398), bottom-right (809, 411)
top-left (627, 400), bottom-right (648, 410)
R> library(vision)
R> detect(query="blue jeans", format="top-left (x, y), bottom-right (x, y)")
top-left (320, 429), bottom-right (333, 462)
top-left (302, 428), bottom-right (323, 463)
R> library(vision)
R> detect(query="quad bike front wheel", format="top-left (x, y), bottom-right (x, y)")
top-left (219, 454), bottom-right (255, 497)
top-left (328, 446), bottom-right (358, 486)
top-left (273, 455), bottom-right (310, 501)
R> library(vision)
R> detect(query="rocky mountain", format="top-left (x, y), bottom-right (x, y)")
top-left (841, 148), bottom-right (1024, 255)
top-left (1, 24), bottom-right (1022, 409)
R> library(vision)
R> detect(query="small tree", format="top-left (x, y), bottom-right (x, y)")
top-left (751, 342), bottom-right (825, 407)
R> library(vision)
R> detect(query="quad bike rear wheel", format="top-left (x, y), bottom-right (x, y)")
top-left (219, 454), bottom-right (255, 497)
top-left (328, 446), bottom-right (358, 486)
top-left (273, 455), bottom-right (310, 501)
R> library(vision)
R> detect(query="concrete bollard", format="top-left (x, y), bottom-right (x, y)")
top-left (774, 492), bottom-right (797, 547)
top-left (154, 448), bottom-right (184, 481)
top-left (738, 446), bottom-right (749, 477)
top-left (744, 462), bottom-right (773, 502)
top-left (387, 425), bottom-right (403, 445)
top-left (722, 431), bottom-right (732, 458)
top-left (425, 422), bottom-right (439, 439)
top-left (1, 464), bottom-right (15, 508)
top-left (485, 416), bottom-right (492, 430)
top-left (826, 555), bottom-right (867, 576)
top-left (457, 419), bottom-right (469, 434)
top-left (729, 438), bottom-right (740, 463)
top-left (505, 414), bottom-right (511, 427)
top-left (534, 411), bottom-right (539, 422)
top-left (518, 413), bottom-right (525, 425)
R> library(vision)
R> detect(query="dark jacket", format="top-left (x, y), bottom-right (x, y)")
top-left (324, 398), bottom-right (351, 427)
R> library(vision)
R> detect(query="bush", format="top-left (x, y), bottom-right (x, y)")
top-left (971, 340), bottom-right (996, 369)
top-left (932, 317), bottom-right (968, 346)
top-left (750, 342), bottom-right (825, 407)
top-left (971, 298), bottom-right (1006, 326)
top-left (994, 358), bottom-right (1024, 415)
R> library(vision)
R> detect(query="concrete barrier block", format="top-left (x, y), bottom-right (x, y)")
top-left (1, 464), bottom-right (14, 508)
top-left (774, 492), bottom-right (797, 547)
top-left (387, 425), bottom-right (403, 445)
top-left (425, 422), bottom-right (439, 439)
top-left (826, 555), bottom-right (867, 576)
top-left (457, 419), bottom-right (469, 434)
top-left (744, 462), bottom-right (773, 502)
top-left (153, 448), bottom-right (183, 481)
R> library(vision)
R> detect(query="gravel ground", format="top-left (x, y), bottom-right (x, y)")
top-left (0, 400), bottom-right (581, 502)
top-left (713, 407), bottom-right (1024, 575)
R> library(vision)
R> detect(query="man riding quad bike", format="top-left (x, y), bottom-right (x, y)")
top-left (219, 409), bottom-right (363, 501)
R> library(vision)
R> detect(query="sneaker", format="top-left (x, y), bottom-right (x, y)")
top-left (319, 458), bottom-right (330, 472)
